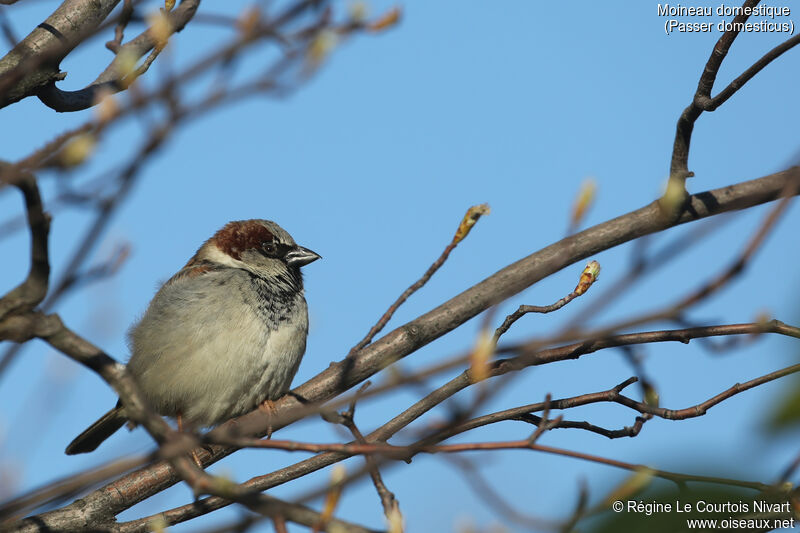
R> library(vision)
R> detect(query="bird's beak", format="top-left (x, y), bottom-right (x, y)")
top-left (285, 246), bottom-right (321, 267)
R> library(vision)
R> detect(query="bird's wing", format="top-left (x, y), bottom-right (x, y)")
top-left (164, 256), bottom-right (226, 286)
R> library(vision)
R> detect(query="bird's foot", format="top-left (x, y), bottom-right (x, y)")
top-left (190, 449), bottom-right (203, 469)
top-left (258, 399), bottom-right (277, 439)
top-left (177, 412), bottom-right (204, 469)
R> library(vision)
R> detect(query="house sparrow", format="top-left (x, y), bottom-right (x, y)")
top-left (65, 219), bottom-right (320, 455)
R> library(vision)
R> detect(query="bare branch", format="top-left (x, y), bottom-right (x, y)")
top-left (493, 260), bottom-right (600, 341)
top-left (669, 0), bottom-right (800, 183)
top-left (701, 32), bottom-right (800, 112)
top-left (1, 5), bottom-right (797, 528)
top-left (435, 441), bottom-right (774, 492)
top-left (513, 412), bottom-right (648, 440)
top-left (669, 0), bottom-right (758, 180)
top-left (613, 361), bottom-right (800, 420)
top-left (71, 318), bottom-right (795, 532)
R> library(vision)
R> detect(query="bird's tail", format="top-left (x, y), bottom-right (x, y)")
top-left (65, 403), bottom-right (127, 455)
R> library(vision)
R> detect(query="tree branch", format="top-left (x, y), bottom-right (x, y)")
top-left (16, 168), bottom-right (798, 532)
top-left (115, 321), bottom-right (799, 531)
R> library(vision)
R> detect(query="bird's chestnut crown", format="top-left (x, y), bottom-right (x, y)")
top-left (212, 220), bottom-right (285, 261)
top-left (206, 220), bottom-right (320, 270)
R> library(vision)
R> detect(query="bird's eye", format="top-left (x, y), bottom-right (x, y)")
top-left (262, 242), bottom-right (276, 254)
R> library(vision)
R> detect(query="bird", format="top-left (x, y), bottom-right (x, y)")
top-left (65, 219), bottom-right (320, 455)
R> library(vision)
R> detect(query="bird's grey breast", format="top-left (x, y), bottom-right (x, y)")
top-left (241, 270), bottom-right (306, 330)
top-left (127, 267), bottom-right (308, 424)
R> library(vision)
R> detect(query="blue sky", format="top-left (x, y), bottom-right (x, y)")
top-left (1, 1), bottom-right (799, 531)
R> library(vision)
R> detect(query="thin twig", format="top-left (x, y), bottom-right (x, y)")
top-left (105, 0), bottom-right (134, 53)
top-left (526, 393), bottom-right (555, 444)
top-left (566, 214), bottom-right (730, 331)
top-left (673, 191), bottom-right (795, 311)
top-left (348, 204), bottom-right (490, 357)
top-left (514, 412), bottom-right (648, 440)
top-left (0, 6), bottom-right (18, 46)
top-left (444, 455), bottom-right (559, 530)
top-left (613, 362), bottom-right (800, 420)
top-left (699, 33), bottom-right (800, 112)
top-left (494, 260), bottom-right (600, 341)
top-left (218, 432), bottom-right (774, 493)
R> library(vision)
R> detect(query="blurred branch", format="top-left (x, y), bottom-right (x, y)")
top-left (445, 455), bottom-right (558, 530)
top-left (666, 190), bottom-right (794, 312)
top-left (37, 0), bottom-right (201, 112)
top-left (105, 0), bottom-right (133, 53)
top-left (56, 243), bottom-right (130, 293)
top-left (0, 168), bottom-right (49, 321)
top-left (0, 6), bottom-right (18, 46)
top-left (0, 127), bottom-right (164, 380)
top-left (0, 123), bottom-right (93, 188)
top-left (0, 455), bottom-right (148, 522)
top-left (120, 494), bottom-right (383, 533)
